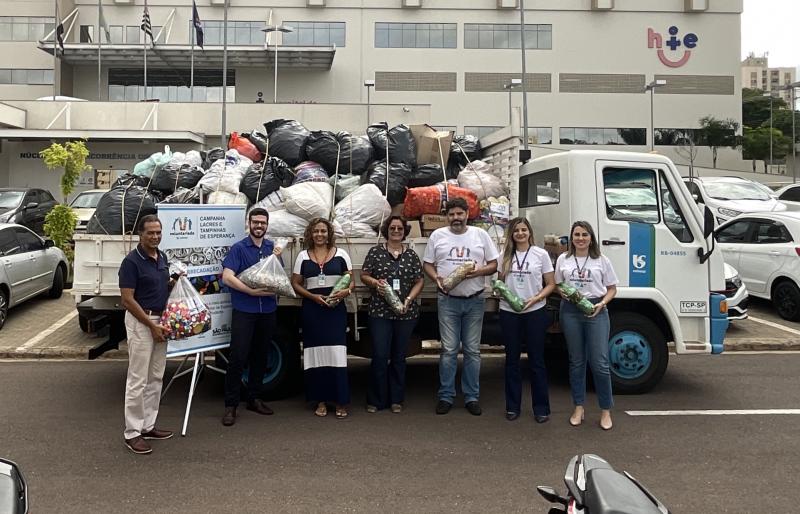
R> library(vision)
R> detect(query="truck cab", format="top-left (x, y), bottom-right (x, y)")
top-left (519, 150), bottom-right (728, 393)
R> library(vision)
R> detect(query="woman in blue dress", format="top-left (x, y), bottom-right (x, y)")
top-left (291, 217), bottom-right (354, 418)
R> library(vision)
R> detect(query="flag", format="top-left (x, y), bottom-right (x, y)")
top-left (55, 3), bottom-right (65, 53)
top-left (192, 0), bottom-right (204, 49)
top-left (98, 0), bottom-right (111, 43)
top-left (141, 0), bottom-right (153, 44)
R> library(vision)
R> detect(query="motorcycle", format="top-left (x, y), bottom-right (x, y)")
top-left (0, 458), bottom-right (28, 514)
top-left (537, 454), bottom-right (669, 514)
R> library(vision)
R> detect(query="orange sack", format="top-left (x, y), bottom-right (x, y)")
top-left (403, 183), bottom-right (480, 219)
top-left (228, 131), bottom-right (262, 162)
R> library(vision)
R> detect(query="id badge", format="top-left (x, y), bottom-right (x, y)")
top-left (515, 274), bottom-right (525, 286)
top-left (392, 279), bottom-right (401, 291)
top-left (317, 273), bottom-right (326, 287)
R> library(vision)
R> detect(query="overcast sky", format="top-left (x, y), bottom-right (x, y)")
top-left (741, 0), bottom-right (799, 71)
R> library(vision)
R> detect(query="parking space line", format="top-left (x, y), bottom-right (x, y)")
top-left (626, 409), bottom-right (800, 416)
top-left (14, 310), bottom-right (78, 352)
top-left (747, 316), bottom-right (800, 336)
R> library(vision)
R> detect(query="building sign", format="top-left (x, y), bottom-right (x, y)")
top-left (647, 25), bottom-right (699, 68)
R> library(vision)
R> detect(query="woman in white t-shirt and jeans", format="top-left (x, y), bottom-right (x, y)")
top-left (497, 218), bottom-right (555, 423)
top-left (555, 221), bottom-right (618, 431)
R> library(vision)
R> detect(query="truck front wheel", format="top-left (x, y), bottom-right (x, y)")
top-left (608, 312), bottom-right (668, 395)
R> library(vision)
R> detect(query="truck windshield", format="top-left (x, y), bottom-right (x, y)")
top-left (703, 182), bottom-right (770, 201)
top-left (0, 191), bottom-right (24, 209)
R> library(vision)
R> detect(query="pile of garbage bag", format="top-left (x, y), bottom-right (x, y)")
top-left (86, 185), bottom-right (158, 235)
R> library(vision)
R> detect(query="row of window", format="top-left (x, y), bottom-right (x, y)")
top-left (70, 21), bottom-right (552, 49)
top-left (108, 85), bottom-right (235, 103)
top-left (0, 17), bottom-right (54, 42)
top-left (559, 127), bottom-right (646, 146)
top-left (0, 68), bottom-right (53, 85)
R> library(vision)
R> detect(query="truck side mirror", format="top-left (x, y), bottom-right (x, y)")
top-left (703, 205), bottom-right (714, 239)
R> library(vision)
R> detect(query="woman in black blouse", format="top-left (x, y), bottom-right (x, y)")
top-left (360, 216), bottom-right (425, 413)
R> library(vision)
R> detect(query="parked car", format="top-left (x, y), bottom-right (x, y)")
top-left (0, 223), bottom-right (68, 329)
top-left (720, 263), bottom-right (748, 321)
top-left (715, 212), bottom-right (800, 321)
top-left (0, 188), bottom-right (58, 235)
top-left (69, 189), bottom-right (107, 232)
top-left (774, 183), bottom-right (800, 212)
top-left (683, 176), bottom-right (786, 225)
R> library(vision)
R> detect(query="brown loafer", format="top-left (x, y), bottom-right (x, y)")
top-left (222, 406), bottom-right (237, 426)
top-left (142, 428), bottom-right (173, 440)
top-left (124, 436), bottom-right (152, 455)
top-left (246, 399), bottom-right (274, 416)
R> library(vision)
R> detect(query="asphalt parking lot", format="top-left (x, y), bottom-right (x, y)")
top-left (1, 290), bottom-right (798, 359)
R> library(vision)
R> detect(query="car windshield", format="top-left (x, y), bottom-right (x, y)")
top-left (0, 191), bottom-right (24, 209)
top-left (702, 182), bottom-right (771, 201)
top-left (70, 191), bottom-right (105, 208)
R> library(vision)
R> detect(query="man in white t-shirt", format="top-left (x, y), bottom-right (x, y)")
top-left (423, 198), bottom-right (499, 416)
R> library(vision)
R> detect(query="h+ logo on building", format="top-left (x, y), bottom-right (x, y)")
top-left (647, 26), bottom-right (699, 68)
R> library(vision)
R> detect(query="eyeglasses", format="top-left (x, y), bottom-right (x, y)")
top-left (250, 221), bottom-right (267, 226)
top-left (388, 227), bottom-right (405, 232)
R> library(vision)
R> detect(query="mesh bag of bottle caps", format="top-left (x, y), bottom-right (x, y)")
top-left (159, 276), bottom-right (212, 340)
top-left (237, 254), bottom-right (296, 297)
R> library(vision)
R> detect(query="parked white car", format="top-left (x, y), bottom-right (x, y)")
top-left (69, 189), bottom-right (107, 232)
top-left (684, 176), bottom-right (787, 225)
top-left (0, 223), bottom-right (68, 329)
top-left (721, 262), bottom-right (748, 321)
top-left (715, 212), bottom-right (800, 321)
top-left (774, 184), bottom-right (800, 212)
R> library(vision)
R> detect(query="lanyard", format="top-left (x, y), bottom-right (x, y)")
top-left (311, 248), bottom-right (332, 274)
top-left (573, 255), bottom-right (590, 279)
top-left (385, 244), bottom-right (403, 274)
top-left (513, 247), bottom-right (531, 272)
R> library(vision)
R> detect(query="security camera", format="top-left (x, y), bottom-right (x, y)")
top-left (402, 107), bottom-right (410, 113)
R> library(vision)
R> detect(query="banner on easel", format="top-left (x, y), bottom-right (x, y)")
top-left (157, 204), bottom-right (247, 357)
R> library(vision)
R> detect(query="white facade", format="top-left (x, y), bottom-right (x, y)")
top-left (0, 0), bottom-right (752, 192)
top-left (741, 53), bottom-right (797, 104)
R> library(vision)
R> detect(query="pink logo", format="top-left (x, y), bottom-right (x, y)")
top-left (648, 26), bottom-right (698, 68)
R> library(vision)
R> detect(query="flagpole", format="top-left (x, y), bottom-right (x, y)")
top-left (97, 0), bottom-right (102, 100)
top-left (53, 0), bottom-right (58, 100)
top-left (190, 16), bottom-right (195, 102)
top-left (221, 0), bottom-right (228, 148)
top-left (143, 32), bottom-right (147, 100)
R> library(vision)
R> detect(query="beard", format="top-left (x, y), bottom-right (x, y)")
top-left (250, 227), bottom-right (266, 238)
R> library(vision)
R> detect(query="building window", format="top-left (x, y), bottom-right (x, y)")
top-left (655, 128), bottom-right (704, 146)
top-left (464, 24), bottom-right (552, 49)
top-left (126, 25), bottom-right (141, 44)
top-left (375, 23), bottom-right (457, 48)
top-left (528, 127), bottom-right (552, 145)
top-left (203, 21), bottom-right (264, 46)
top-left (519, 167), bottom-right (559, 207)
top-left (79, 25), bottom-right (94, 43)
top-left (282, 21), bottom-right (345, 47)
top-left (433, 125), bottom-right (457, 133)
top-left (108, 68), bottom-right (235, 102)
top-left (0, 16), bottom-right (54, 42)
top-left (0, 68), bottom-right (54, 85)
top-left (464, 126), bottom-right (503, 139)
top-left (560, 127), bottom-right (646, 145)
top-left (105, 25), bottom-right (123, 44)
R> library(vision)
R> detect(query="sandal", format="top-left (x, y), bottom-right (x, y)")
top-left (315, 403), bottom-right (328, 417)
top-left (335, 407), bottom-right (349, 419)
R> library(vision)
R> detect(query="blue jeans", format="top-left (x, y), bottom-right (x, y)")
top-left (559, 301), bottom-right (614, 410)
top-left (499, 309), bottom-right (551, 416)
top-left (367, 316), bottom-right (418, 409)
top-left (437, 294), bottom-right (485, 404)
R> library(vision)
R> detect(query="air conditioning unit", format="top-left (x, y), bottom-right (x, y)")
top-left (591, 0), bottom-right (614, 10)
top-left (402, 0), bottom-right (422, 7)
top-left (307, 0), bottom-right (325, 5)
top-left (497, 0), bottom-right (519, 8)
top-left (684, 0), bottom-right (709, 11)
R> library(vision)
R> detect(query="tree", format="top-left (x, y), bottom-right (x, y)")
top-left (674, 134), bottom-right (699, 179)
top-left (742, 126), bottom-right (791, 173)
top-left (764, 109), bottom-right (800, 144)
top-left (39, 140), bottom-right (91, 262)
top-left (742, 87), bottom-right (788, 129)
top-left (697, 116), bottom-right (740, 168)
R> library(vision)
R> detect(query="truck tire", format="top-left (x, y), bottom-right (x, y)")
top-left (608, 311), bottom-right (668, 395)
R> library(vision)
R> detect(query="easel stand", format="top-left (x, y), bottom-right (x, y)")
top-left (161, 349), bottom-right (227, 436)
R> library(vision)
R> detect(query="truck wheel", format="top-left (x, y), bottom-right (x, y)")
top-left (773, 280), bottom-right (800, 321)
top-left (48, 266), bottom-right (64, 299)
top-left (608, 312), bottom-right (668, 394)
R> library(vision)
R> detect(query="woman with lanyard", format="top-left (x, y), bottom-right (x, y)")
top-left (291, 217), bottom-right (354, 419)
top-left (360, 216), bottom-right (424, 414)
top-left (555, 221), bottom-right (618, 430)
top-left (497, 217), bottom-right (555, 422)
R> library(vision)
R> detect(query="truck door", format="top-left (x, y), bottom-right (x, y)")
top-left (596, 162), bottom-right (710, 314)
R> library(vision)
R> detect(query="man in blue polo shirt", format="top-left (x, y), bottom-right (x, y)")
top-left (119, 214), bottom-right (174, 455)
top-left (220, 207), bottom-right (280, 426)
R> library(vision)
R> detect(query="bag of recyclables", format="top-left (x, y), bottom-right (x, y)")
top-left (237, 254), bottom-right (296, 297)
top-left (159, 276), bottom-right (212, 340)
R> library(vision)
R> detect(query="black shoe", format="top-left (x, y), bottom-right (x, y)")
top-left (535, 415), bottom-right (550, 424)
top-left (465, 401), bottom-right (482, 416)
top-left (246, 399), bottom-right (274, 416)
top-left (222, 406), bottom-right (237, 426)
top-left (435, 400), bottom-right (452, 415)
top-left (505, 411), bottom-right (520, 421)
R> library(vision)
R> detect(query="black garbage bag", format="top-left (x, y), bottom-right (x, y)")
top-left (263, 119), bottom-right (310, 167)
top-left (86, 186), bottom-right (158, 235)
top-left (159, 187), bottom-right (201, 204)
top-left (203, 147), bottom-right (225, 170)
top-left (362, 160), bottom-right (411, 206)
top-left (248, 129), bottom-right (269, 155)
top-left (367, 123), bottom-right (417, 168)
top-left (239, 157), bottom-right (294, 203)
top-left (306, 131), bottom-right (374, 176)
top-left (409, 164), bottom-right (451, 188)
top-left (449, 135), bottom-right (482, 168)
top-left (150, 164), bottom-right (205, 194)
top-left (111, 172), bottom-right (150, 189)
top-left (446, 159), bottom-right (464, 181)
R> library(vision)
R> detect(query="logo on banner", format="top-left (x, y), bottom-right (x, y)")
top-left (170, 216), bottom-right (195, 239)
top-left (647, 26), bottom-right (698, 68)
